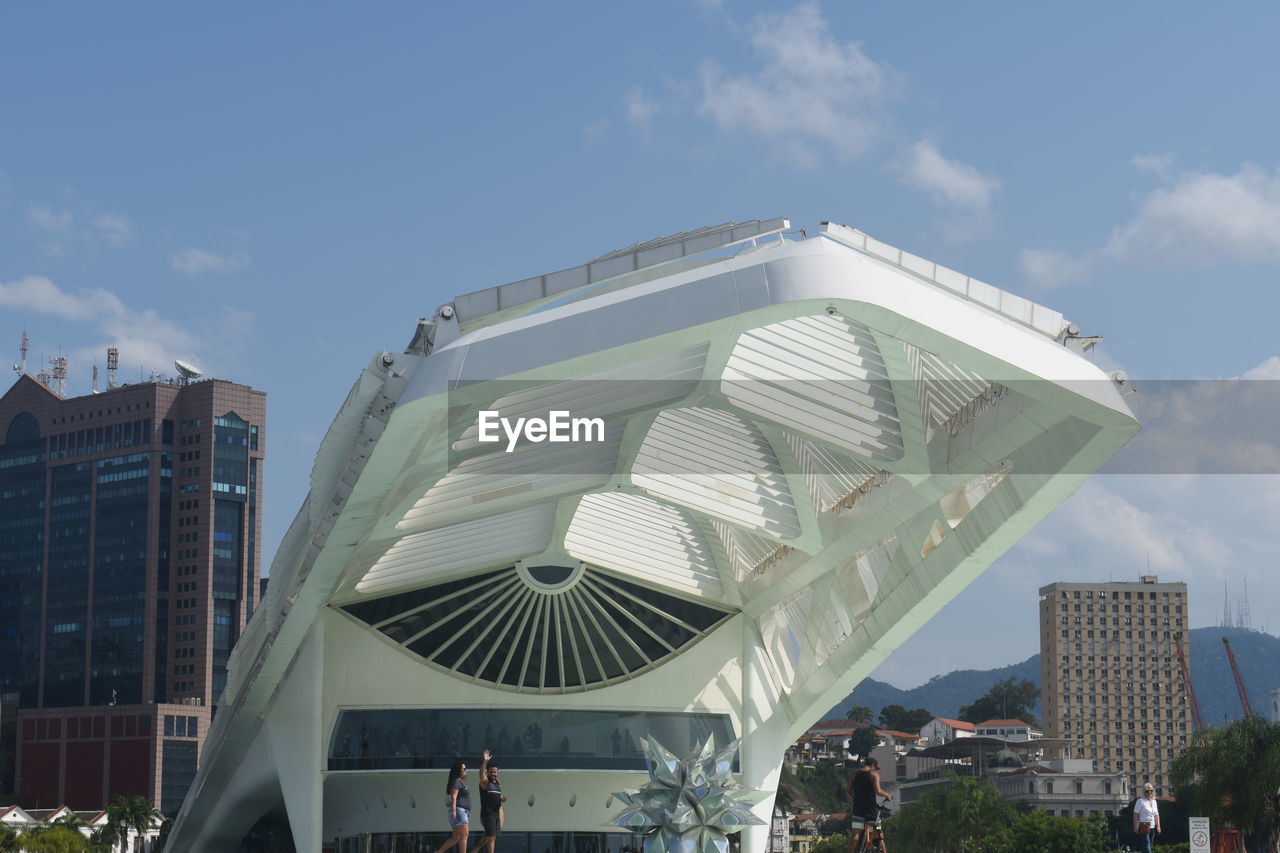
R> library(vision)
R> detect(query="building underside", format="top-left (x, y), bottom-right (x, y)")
top-left (165, 219), bottom-right (1138, 851)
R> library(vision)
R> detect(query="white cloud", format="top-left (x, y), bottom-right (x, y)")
top-left (1, 273), bottom-right (252, 393)
top-left (0, 275), bottom-right (124, 321)
top-left (1019, 161), bottom-right (1280, 288)
top-left (1018, 247), bottom-right (1096, 291)
top-left (1105, 163), bottom-right (1280, 266)
top-left (1242, 356), bottom-right (1280, 380)
top-left (92, 212), bottom-right (135, 248)
top-left (171, 247), bottom-right (252, 276)
top-left (697, 1), bottom-right (891, 162)
top-left (624, 87), bottom-right (660, 138)
top-left (896, 140), bottom-right (1001, 240)
top-left (28, 202), bottom-right (72, 232)
top-left (899, 141), bottom-right (1000, 211)
top-left (1131, 152), bottom-right (1176, 179)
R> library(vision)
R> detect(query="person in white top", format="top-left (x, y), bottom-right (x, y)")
top-left (1133, 783), bottom-right (1161, 853)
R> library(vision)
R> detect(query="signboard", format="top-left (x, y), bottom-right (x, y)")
top-left (1189, 816), bottom-right (1210, 853)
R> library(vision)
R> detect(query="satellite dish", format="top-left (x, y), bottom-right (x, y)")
top-left (175, 360), bottom-right (203, 381)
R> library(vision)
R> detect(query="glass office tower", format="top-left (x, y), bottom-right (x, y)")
top-left (0, 372), bottom-right (265, 812)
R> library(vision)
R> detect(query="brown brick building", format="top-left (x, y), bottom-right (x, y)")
top-left (1038, 577), bottom-right (1190, 796)
top-left (0, 373), bottom-right (265, 812)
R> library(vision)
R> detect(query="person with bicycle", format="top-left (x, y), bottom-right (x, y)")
top-left (847, 756), bottom-right (891, 853)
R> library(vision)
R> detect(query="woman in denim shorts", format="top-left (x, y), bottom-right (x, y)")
top-left (437, 760), bottom-right (471, 853)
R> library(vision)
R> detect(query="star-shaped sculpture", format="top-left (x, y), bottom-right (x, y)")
top-left (609, 735), bottom-right (769, 853)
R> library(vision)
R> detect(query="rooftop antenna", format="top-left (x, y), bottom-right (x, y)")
top-left (12, 330), bottom-right (29, 376)
top-left (91, 364), bottom-right (99, 394)
top-left (106, 345), bottom-right (119, 389)
top-left (1223, 580), bottom-right (1232, 629)
top-left (174, 359), bottom-right (203, 386)
top-left (50, 354), bottom-right (67, 397)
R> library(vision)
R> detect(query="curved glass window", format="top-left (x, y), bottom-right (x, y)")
top-left (340, 566), bottom-right (732, 692)
top-left (327, 707), bottom-right (735, 772)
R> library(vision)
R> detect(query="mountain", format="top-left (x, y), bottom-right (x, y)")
top-left (821, 626), bottom-right (1280, 727)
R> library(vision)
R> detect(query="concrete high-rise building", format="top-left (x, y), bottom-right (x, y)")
top-left (1039, 577), bottom-right (1190, 796)
top-left (0, 371), bottom-right (265, 812)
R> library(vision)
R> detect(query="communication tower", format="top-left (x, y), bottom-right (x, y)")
top-left (51, 355), bottom-right (67, 397)
top-left (12, 330), bottom-right (29, 376)
top-left (107, 345), bottom-right (119, 389)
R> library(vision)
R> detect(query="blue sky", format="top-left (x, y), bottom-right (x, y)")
top-left (3, 1), bottom-right (1279, 687)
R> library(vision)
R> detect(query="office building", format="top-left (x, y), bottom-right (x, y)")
top-left (165, 218), bottom-right (1138, 851)
top-left (0, 370), bottom-right (265, 812)
top-left (1039, 577), bottom-right (1190, 796)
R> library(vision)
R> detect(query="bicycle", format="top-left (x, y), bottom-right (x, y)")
top-left (849, 803), bottom-right (891, 853)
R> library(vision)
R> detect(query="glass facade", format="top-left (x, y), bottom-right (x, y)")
top-left (335, 831), bottom-right (657, 853)
top-left (90, 452), bottom-right (151, 705)
top-left (342, 569), bottom-right (731, 691)
top-left (211, 412), bottom-right (250, 698)
top-left (0, 412), bottom-right (46, 706)
top-left (43, 462), bottom-right (92, 706)
top-left (328, 708), bottom-right (735, 772)
top-left (155, 452), bottom-right (172, 702)
top-left (161, 738), bottom-right (199, 814)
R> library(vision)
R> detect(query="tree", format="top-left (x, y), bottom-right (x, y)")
top-left (1171, 714), bottom-right (1280, 853)
top-left (977, 810), bottom-right (1110, 853)
top-left (884, 772), bottom-right (1013, 852)
top-left (807, 834), bottom-right (851, 853)
top-left (846, 705), bottom-right (874, 723)
top-left (89, 824), bottom-right (123, 853)
top-left (877, 704), bottom-right (932, 733)
top-left (957, 678), bottom-right (1040, 727)
top-left (18, 825), bottom-right (90, 853)
top-left (0, 826), bottom-right (20, 853)
top-left (846, 727), bottom-right (880, 763)
top-left (105, 795), bottom-right (160, 853)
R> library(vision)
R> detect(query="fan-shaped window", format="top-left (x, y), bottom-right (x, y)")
top-left (341, 566), bottom-right (733, 692)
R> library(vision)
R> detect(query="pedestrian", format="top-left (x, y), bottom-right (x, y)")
top-left (470, 748), bottom-right (507, 853)
top-left (1132, 782), bottom-right (1160, 853)
top-left (436, 760), bottom-right (471, 853)
top-left (846, 757), bottom-right (890, 853)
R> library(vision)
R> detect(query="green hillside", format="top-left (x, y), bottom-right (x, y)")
top-left (821, 626), bottom-right (1279, 728)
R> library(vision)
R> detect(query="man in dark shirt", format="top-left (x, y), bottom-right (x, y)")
top-left (472, 748), bottom-right (507, 853)
top-left (846, 758), bottom-right (890, 852)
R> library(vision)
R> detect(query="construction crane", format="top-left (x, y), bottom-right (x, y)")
top-left (1222, 636), bottom-right (1255, 717)
top-left (1173, 632), bottom-right (1205, 730)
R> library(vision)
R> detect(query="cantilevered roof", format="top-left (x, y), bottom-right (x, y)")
top-left (168, 217), bottom-right (1137, 851)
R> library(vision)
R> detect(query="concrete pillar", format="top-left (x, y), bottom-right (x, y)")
top-left (265, 621), bottom-right (326, 852)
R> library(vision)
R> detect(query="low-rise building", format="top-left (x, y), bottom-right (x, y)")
top-left (973, 719), bottom-right (1043, 741)
top-left (920, 717), bottom-right (976, 746)
top-left (0, 803), bottom-right (161, 849)
top-left (990, 759), bottom-right (1130, 817)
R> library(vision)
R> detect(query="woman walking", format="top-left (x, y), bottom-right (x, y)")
top-left (436, 760), bottom-right (471, 853)
top-left (1132, 782), bottom-right (1160, 853)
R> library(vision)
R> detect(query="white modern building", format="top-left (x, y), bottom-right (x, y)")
top-left (165, 218), bottom-right (1138, 851)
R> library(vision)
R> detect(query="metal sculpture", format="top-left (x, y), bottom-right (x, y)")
top-left (611, 735), bottom-right (768, 853)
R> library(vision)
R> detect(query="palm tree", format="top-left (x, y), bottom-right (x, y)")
top-left (124, 796), bottom-right (160, 853)
top-left (89, 823), bottom-right (123, 853)
top-left (104, 796), bottom-right (158, 853)
top-left (1171, 714), bottom-right (1280, 853)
